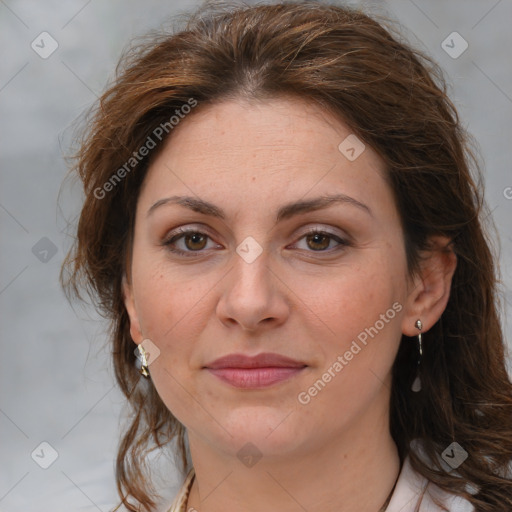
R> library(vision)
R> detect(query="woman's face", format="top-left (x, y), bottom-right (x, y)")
top-left (123, 96), bottom-right (412, 461)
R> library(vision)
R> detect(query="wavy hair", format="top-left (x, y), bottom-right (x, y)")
top-left (60, 1), bottom-right (512, 510)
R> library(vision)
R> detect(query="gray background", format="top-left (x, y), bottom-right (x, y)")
top-left (1, 0), bottom-right (511, 511)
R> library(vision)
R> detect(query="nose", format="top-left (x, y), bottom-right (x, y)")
top-left (215, 244), bottom-right (290, 333)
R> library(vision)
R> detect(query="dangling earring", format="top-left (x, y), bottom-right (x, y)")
top-left (138, 344), bottom-right (150, 378)
top-left (411, 319), bottom-right (423, 392)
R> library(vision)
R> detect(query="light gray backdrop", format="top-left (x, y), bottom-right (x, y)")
top-left (1, 0), bottom-right (511, 511)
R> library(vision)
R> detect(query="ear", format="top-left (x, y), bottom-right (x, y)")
top-left (122, 274), bottom-right (143, 344)
top-left (401, 236), bottom-right (457, 336)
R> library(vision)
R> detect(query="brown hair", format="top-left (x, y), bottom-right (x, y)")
top-left (60, 1), bottom-right (512, 510)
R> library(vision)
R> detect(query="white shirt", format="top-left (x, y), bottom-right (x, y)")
top-left (386, 456), bottom-right (474, 511)
top-left (165, 456), bottom-right (475, 511)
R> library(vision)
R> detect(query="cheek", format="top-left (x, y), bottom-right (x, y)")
top-left (291, 277), bottom-right (402, 435)
top-left (131, 263), bottom-right (214, 423)
top-left (298, 258), bottom-right (404, 391)
top-left (130, 257), bottom-right (192, 362)
top-left (132, 247), bottom-right (211, 335)
top-left (298, 260), bottom-right (402, 342)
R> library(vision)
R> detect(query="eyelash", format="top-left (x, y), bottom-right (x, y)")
top-left (161, 227), bottom-right (350, 258)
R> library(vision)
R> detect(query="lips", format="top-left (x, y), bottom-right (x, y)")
top-left (204, 353), bottom-right (307, 389)
top-left (205, 353), bottom-right (306, 369)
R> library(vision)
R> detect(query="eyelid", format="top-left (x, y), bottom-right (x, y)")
top-left (161, 225), bottom-right (216, 247)
top-left (294, 223), bottom-right (349, 240)
top-left (161, 223), bottom-right (214, 240)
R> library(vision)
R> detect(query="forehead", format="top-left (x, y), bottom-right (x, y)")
top-left (160, 96), bottom-right (369, 166)
top-left (137, 96), bottom-right (391, 219)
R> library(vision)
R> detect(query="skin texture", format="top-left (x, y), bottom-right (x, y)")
top-left (123, 97), bottom-right (457, 511)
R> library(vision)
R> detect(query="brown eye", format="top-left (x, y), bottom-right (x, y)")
top-left (163, 229), bottom-right (217, 257)
top-left (305, 232), bottom-right (331, 251)
top-left (182, 232), bottom-right (208, 251)
top-left (293, 229), bottom-right (348, 253)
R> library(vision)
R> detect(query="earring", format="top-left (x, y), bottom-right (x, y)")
top-left (138, 344), bottom-right (150, 378)
top-left (411, 319), bottom-right (423, 392)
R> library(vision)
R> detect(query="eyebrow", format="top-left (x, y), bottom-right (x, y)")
top-left (147, 193), bottom-right (373, 222)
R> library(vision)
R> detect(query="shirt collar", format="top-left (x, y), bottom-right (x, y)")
top-left (166, 456), bottom-right (474, 512)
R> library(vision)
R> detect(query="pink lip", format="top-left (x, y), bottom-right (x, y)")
top-left (207, 367), bottom-right (305, 388)
top-left (204, 353), bottom-right (307, 389)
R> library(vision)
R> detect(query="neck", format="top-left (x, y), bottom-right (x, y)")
top-left (185, 411), bottom-right (401, 512)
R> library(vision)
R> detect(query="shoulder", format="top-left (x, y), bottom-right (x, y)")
top-left (386, 456), bottom-right (474, 512)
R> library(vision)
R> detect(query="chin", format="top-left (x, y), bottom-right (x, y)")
top-left (210, 406), bottom-right (308, 455)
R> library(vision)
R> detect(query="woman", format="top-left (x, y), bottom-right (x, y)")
top-left (60, 1), bottom-right (512, 511)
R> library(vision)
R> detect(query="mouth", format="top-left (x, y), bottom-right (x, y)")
top-left (204, 353), bottom-right (308, 389)
top-left (206, 367), bottom-right (306, 388)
